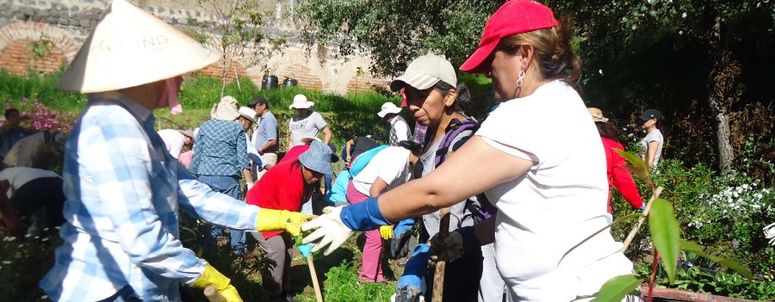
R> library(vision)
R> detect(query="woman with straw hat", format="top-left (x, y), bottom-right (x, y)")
top-left (302, 0), bottom-right (633, 300)
top-left (39, 1), bottom-right (312, 301)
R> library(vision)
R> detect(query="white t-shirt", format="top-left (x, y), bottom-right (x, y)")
top-left (0, 167), bottom-right (60, 197)
top-left (639, 129), bottom-right (664, 168)
top-left (289, 111), bottom-right (328, 147)
top-left (476, 80), bottom-right (631, 299)
top-left (157, 129), bottom-right (184, 158)
top-left (351, 146), bottom-right (412, 196)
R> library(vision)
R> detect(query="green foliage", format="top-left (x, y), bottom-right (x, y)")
top-left (0, 70), bottom-right (86, 111)
top-left (600, 151), bottom-right (775, 301)
top-left (298, 0), bottom-right (505, 76)
top-left (679, 240), bottom-right (752, 278)
top-left (635, 264), bottom-right (775, 300)
top-left (649, 198), bottom-right (681, 283)
top-left (28, 35), bottom-right (54, 59)
top-left (591, 274), bottom-right (642, 302)
top-left (319, 261), bottom-right (394, 302)
top-left (0, 230), bottom-right (60, 302)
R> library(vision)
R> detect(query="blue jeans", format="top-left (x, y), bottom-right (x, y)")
top-left (198, 175), bottom-right (246, 254)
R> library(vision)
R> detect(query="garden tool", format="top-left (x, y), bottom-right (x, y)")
top-left (431, 207), bottom-right (450, 302)
top-left (623, 186), bottom-right (663, 252)
top-left (299, 243), bottom-right (324, 302)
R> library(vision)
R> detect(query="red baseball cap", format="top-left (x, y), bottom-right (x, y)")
top-left (460, 0), bottom-right (558, 73)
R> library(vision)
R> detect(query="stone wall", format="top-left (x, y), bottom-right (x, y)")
top-left (0, 0), bottom-right (388, 94)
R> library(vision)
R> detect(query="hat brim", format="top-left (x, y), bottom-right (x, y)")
top-left (240, 114), bottom-right (256, 123)
top-left (460, 39), bottom-right (499, 73)
top-left (638, 114), bottom-right (653, 121)
top-left (389, 73), bottom-right (440, 92)
top-left (58, 0), bottom-right (220, 93)
top-left (176, 129), bottom-right (194, 138)
top-left (289, 102), bottom-right (314, 110)
top-left (377, 107), bottom-right (402, 118)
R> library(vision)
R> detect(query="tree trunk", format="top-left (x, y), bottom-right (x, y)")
top-left (714, 110), bottom-right (735, 174)
top-left (707, 19), bottom-right (742, 175)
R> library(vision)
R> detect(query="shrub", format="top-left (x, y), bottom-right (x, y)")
top-left (317, 261), bottom-right (394, 302)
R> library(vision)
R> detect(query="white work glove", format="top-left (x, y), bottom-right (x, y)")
top-left (301, 206), bottom-right (354, 256)
top-left (765, 222), bottom-right (775, 246)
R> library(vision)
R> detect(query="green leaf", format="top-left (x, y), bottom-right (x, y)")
top-left (615, 149), bottom-right (655, 191)
top-left (679, 240), bottom-right (753, 278)
top-left (649, 198), bottom-right (681, 283)
top-left (592, 275), bottom-right (642, 302)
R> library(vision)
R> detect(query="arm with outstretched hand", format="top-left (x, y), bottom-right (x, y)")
top-left (302, 197), bottom-right (391, 255)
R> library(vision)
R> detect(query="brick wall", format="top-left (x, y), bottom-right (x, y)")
top-left (195, 59), bottom-right (246, 83)
top-left (0, 0), bottom-right (390, 95)
top-left (347, 73), bottom-right (389, 93)
top-left (0, 39), bottom-right (66, 76)
top-left (280, 64), bottom-right (323, 91)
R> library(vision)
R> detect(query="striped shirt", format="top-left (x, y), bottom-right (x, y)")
top-left (40, 92), bottom-right (259, 301)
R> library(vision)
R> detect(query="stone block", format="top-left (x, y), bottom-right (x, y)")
top-left (79, 19), bottom-right (89, 27)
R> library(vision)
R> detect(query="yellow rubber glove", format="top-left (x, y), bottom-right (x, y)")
top-left (379, 225), bottom-right (393, 240)
top-left (191, 263), bottom-right (243, 302)
top-left (256, 209), bottom-right (314, 237)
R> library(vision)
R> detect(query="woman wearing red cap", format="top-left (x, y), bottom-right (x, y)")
top-left (303, 0), bottom-right (633, 300)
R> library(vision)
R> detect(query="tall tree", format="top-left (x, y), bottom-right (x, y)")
top-left (195, 0), bottom-right (286, 96)
top-left (298, 0), bottom-right (505, 76)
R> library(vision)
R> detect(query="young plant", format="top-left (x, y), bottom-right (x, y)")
top-left (592, 150), bottom-right (752, 302)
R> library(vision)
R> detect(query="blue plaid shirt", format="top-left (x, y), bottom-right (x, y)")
top-left (189, 119), bottom-right (249, 177)
top-left (40, 92), bottom-right (260, 301)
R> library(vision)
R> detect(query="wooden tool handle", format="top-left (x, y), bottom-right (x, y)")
top-left (307, 254), bottom-right (324, 302)
top-left (431, 207), bottom-right (451, 302)
top-left (204, 285), bottom-right (226, 302)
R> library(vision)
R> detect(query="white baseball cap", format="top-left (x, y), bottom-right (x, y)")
top-left (390, 54), bottom-right (457, 92)
top-left (377, 102), bottom-right (402, 118)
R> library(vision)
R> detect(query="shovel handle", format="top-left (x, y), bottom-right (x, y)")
top-left (204, 285), bottom-right (226, 302)
top-left (431, 207), bottom-right (451, 302)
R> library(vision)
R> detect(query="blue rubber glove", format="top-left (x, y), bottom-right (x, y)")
top-left (399, 244), bottom-right (430, 288)
top-left (393, 218), bottom-right (415, 239)
top-left (393, 244), bottom-right (429, 302)
top-left (339, 197), bottom-right (391, 231)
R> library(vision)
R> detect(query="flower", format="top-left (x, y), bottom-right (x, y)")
top-left (681, 12), bottom-right (687, 18)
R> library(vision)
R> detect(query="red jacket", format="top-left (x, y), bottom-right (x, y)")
top-left (602, 137), bottom-right (644, 213)
top-left (246, 160), bottom-right (311, 238)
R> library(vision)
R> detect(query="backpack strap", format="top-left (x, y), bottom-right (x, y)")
top-left (430, 117), bottom-right (498, 223)
top-left (433, 117), bottom-right (479, 168)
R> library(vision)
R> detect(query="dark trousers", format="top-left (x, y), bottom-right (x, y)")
top-left (10, 177), bottom-right (65, 230)
top-left (425, 248), bottom-right (483, 302)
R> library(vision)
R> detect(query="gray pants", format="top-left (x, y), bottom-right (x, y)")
top-left (252, 231), bottom-right (293, 297)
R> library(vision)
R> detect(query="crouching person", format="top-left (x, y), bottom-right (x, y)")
top-left (38, 1), bottom-right (311, 301)
top-left (245, 140), bottom-right (334, 302)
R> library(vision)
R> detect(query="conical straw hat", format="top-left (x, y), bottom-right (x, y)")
top-left (59, 0), bottom-right (220, 93)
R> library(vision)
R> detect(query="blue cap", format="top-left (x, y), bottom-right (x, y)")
top-left (299, 140), bottom-right (333, 175)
